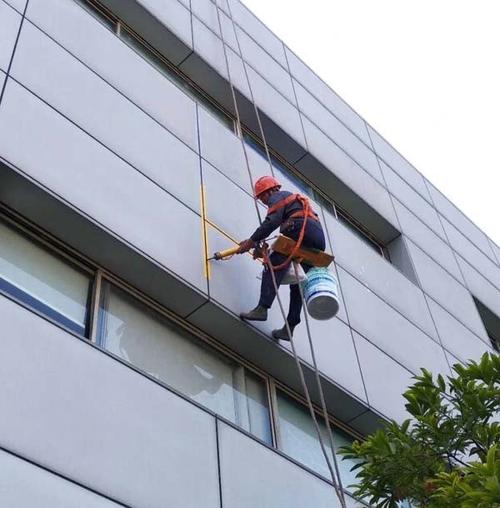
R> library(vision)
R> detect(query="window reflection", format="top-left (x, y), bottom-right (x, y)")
top-left (97, 282), bottom-right (272, 444)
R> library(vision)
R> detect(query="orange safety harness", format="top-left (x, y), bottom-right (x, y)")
top-left (264, 193), bottom-right (318, 271)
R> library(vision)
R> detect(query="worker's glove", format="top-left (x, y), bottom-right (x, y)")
top-left (252, 242), bottom-right (267, 260)
top-left (237, 238), bottom-right (255, 254)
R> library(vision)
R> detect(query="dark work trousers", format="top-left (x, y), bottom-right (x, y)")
top-left (259, 218), bottom-right (326, 327)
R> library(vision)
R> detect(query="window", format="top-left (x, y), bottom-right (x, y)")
top-left (76, 0), bottom-right (234, 131)
top-left (276, 390), bottom-right (360, 489)
top-left (473, 297), bottom-right (500, 352)
top-left (0, 219), bottom-right (92, 335)
top-left (97, 281), bottom-right (272, 444)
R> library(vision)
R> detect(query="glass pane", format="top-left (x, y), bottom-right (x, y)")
top-left (98, 282), bottom-right (271, 443)
top-left (0, 220), bottom-right (91, 334)
top-left (119, 27), bottom-right (234, 131)
top-left (277, 391), bottom-right (359, 489)
top-left (337, 213), bottom-right (383, 255)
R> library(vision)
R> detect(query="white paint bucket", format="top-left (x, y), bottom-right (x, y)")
top-left (302, 267), bottom-right (340, 320)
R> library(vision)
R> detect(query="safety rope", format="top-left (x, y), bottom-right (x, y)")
top-left (213, 2), bottom-right (347, 506)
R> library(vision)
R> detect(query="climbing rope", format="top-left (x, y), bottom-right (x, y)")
top-left (213, 2), bottom-right (347, 506)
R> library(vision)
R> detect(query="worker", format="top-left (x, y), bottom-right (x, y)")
top-left (237, 175), bottom-right (326, 341)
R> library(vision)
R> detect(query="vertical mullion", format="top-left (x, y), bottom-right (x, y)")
top-left (88, 269), bottom-right (103, 344)
top-left (267, 378), bottom-right (281, 449)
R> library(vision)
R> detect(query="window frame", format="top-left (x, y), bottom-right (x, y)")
top-left (0, 208), bottom-right (95, 338)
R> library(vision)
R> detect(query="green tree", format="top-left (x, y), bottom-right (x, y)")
top-left (340, 353), bottom-right (500, 507)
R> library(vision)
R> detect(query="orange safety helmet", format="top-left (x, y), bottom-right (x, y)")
top-left (253, 175), bottom-right (281, 198)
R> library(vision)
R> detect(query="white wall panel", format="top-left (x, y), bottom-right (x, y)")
top-left (406, 239), bottom-right (487, 339)
top-left (27, 0), bottom-right (198, 150)
top-left (339, 268), bottom-right (450, 376)
top-left (192, 0), bottom-right (238, 49)
top-left (381, 161), bottom-right (445, 239)
top-left (426, 297), bottom-right (493, 362)
top-left (0, 296), bottom-right (220, 508)
top-left (285, 316), bottom-right (368, 403)
top-left (12, 22), bottom-right (201, 212)
top-left (191, 16), bottom-right (250, 97)
top-left (456, 255), bottom-right (500, 319)
top-left (136, 0), bottom-right (192, 48)
top-left (353, 332), bottom-right (414, 423)
top-left (325, 213), bottom-right (437, 339)
top-left (490, 240), bottom-right (500, 265)
top-left (426, 180), bottom-right (496, 260)
top-left (393, 199), bottom-right (463, 282)
top-left (294, 81), bottom-right (382, 183)
top-left (246, 65), bottom-right (306, 148)
top-left (0, 0), bottom-right (21, 73)
top-left (218, 421), bottom-right (349, 508)
top-left (235, 26), bottom-right (295, 103)
top-left (0, 80), bottom-right (206, 293)
top-left (3, 0), bottom-right (26, 13)
top-left (301, 117), bottom-right (398, 228)
top-left (225, 0), bottom-right (288, 67)
top-left (368, 126), bottom-right (430, 199)
top-left (0, 450), bottom-right (122, 508)
top-left (284, 47), bottom-right (370, 146)
top-left (441, 217), bottom-right (500, 290)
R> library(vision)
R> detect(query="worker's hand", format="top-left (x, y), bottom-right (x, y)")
top-left (237, 238), bottom-right (255, 254)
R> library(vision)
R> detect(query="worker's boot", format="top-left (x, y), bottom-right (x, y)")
top-left (272, 324), bottom-right (295, 341)
top-left (240, 305), bottom-right (268, 322)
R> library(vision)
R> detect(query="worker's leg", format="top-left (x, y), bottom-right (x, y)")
top-left (258, 251), bottom-right (289, 309)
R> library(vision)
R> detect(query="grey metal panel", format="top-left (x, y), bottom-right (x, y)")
top-left (426, 180), bottom-right (496, 260)
top-left (0, 450), bottom-right (122, 508)
top-left (393, 199), bottom-right (463, 282)
top-left (300, 117), bottom-right (399, 230)
top-left (245, 66), bottom-right (307, 152)
top-left (0, 0), bottom-right (20, 73)
top-left (353, 331), bottom-right (414, 423)
top-left (12, 22), bottom-right (201, 213)
top-left (284, 47), bottom-right (371, 146)
top-left (294, 81), bottom-right (383, 183)
top-left (0, 80), bottom-right (207, 294)
top-left (338, 268), bottom-right (450, 377)
top-left (380, 161), bottom-right (446, 239)
top-left (0, 70), bottom-right (5, 92)
top-left (218, 420), bottom-right (348, 508)
top-left (426, 297), bottom-right (493, 362)
top-left (456, 254), bottom-right (500, 319)
top-left (368, 126), bottom-right (431, 199)
top-left (324, 213), bottom-right (437, 339)
top-left (406, 239), bottom-right (488, 339)
top-left (27, 0), bottom-right (199, 150)
top-left (225, 0), bottom-right (288, 67)
top-left (191, 16), bottom-right (250, 98)
top-left (235, 26), bottom-right (295, 104)
top-left (441, 217), bottom-right (500, 291)
top-left (0, 296), bottom-right (220, 508)
top-left (101, 0), bottom-right (193, 64)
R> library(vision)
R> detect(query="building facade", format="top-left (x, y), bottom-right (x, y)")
top-left (0, 0), bottom-right (499, 506)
